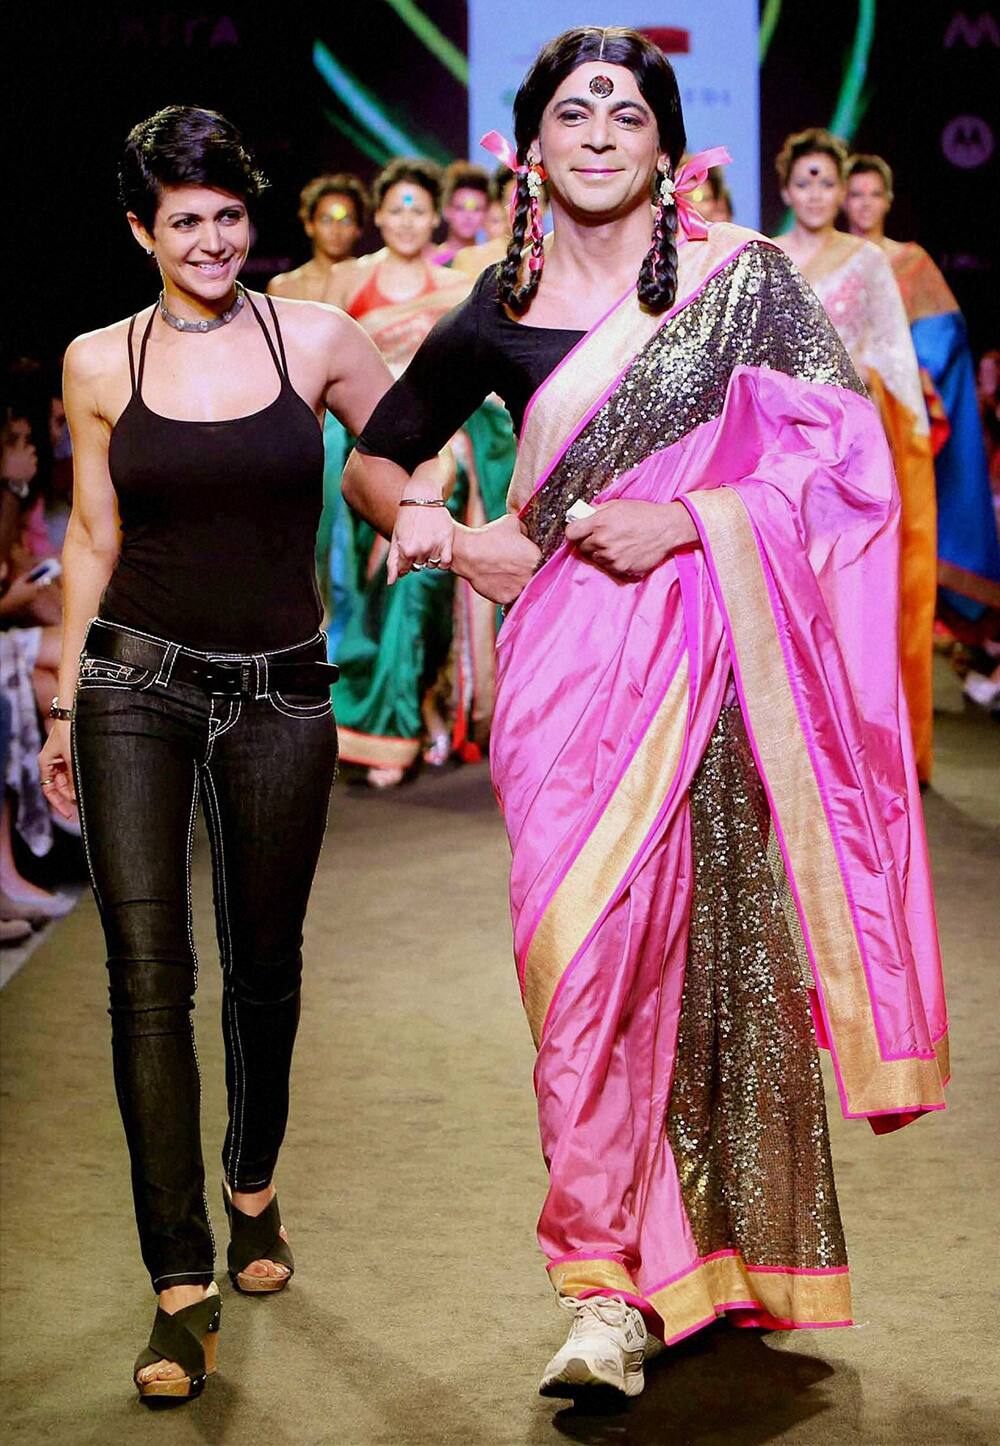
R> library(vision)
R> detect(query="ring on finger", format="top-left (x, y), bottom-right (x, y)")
top-left (411, 562), bottom-right (425, 572)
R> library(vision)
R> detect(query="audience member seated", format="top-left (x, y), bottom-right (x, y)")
top-left (1, 396), bottom-right (75, 926)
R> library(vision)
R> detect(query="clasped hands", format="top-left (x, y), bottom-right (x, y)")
top-left (388, 497), bottom-right (699, 606)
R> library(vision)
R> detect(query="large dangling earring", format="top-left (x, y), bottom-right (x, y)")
top-left (526, 156), bottom-right (547, 275)
top-left (651, 166), bottom-right (676, 278)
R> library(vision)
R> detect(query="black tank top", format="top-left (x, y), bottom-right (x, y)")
top-left (102, 294), bottom-right (325, 652)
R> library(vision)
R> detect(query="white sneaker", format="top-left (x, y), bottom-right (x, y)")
top-left (539, 1294), bottom-right (647, 1400)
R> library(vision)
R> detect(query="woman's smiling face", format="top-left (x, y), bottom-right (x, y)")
top-left (782, 153), bottom-right (844, 231)
top-left (130, 184), bottom-right (251, 299)
top-left (844, 170), bottom-right (891, 234)
top-left (375, 182), bottom-right (438, 258)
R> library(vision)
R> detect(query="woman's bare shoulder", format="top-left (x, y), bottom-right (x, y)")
top-left (65, 312), bottom-right (146, 385)
top-left (255, 290), bottom-right (365, 346)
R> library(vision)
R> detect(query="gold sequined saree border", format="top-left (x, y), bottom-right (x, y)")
top-left (522, 655), bottom-right (690, 1047)
top-left (548, 1253), bottom-right (853, 1342)
top-left (684, 486), bottom-right (945, 1118)
top-left (507, 224), bottom-right (770, 515)
top-left (507, 290), bottom-right (663, 514)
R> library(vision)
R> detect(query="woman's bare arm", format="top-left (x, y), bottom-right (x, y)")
top-left (321, 310), bottom-right (395, 438)
top-left (57, 336), bottom-right (124, 700)
top-left (343, 450), bottom-right (540, 604)
top-left (39, 333), bottom-right (124, 816)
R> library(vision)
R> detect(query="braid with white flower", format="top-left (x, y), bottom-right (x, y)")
top-left (637, 166), bottom-right (680, 313)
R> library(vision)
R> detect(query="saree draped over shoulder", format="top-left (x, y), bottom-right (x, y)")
top-left (886, 240), bottom-right (1000, 623)
top-left (490, 224), bottom-right (948, 1344)
top-left (801, 239), bottom-right (938, 781)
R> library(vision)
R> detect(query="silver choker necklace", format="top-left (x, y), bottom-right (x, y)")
top-left (158, 282), bottom-right (245, 332)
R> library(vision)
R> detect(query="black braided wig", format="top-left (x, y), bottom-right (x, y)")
top-left (498, 172), bottom-right (540, 314)
top-left (636, 181), bottom-right (680, 312)
top-left (497, 27), bottom-right (686, 315)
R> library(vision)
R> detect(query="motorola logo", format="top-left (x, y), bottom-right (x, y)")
top-left (943, 12), bottom-right (1000, 47)
top-left (941, 116), bottom-right (995, 168)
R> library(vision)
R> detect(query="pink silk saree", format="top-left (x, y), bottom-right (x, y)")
top-left (490, 224), bottom-right (948, 1344)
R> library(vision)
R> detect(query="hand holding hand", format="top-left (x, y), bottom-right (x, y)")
top-left (387, 501), bottom-right (455, 583)
top-left (564, 500), bottom-right (699, 577)
top-left (452, 513), bottom-right (542, 605)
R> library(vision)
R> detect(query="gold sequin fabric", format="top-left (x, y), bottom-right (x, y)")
top-left (522, 242), bottom-right (865, 559)
top-left (666, 707), bottom-right (848, 1269)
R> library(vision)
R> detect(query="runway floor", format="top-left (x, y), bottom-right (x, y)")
top-left (2, 665), bottom-right (998, 1445)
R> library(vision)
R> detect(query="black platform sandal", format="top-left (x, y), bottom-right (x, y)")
top-left (133, 1281), bottom-right (221, 1406)
top-left (222, 1181), bottom-right (295, 1294)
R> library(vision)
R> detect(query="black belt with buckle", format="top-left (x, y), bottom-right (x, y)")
top-left (172, 656), bottom-right (339, 697)
top-left (84, 628), bottom-right (338, 697)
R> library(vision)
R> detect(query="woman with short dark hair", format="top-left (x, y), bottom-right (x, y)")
top-left (39, 104), bottom-right (392, 1405)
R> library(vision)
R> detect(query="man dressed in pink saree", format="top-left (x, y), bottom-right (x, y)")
top-left (344, 26), bottom-right (949, 1405)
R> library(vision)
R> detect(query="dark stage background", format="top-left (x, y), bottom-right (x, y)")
top-left (4, 1), bottom-right (997, 370)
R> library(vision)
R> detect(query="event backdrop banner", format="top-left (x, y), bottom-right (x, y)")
top-left (467, 2), bottom-right (760, 229)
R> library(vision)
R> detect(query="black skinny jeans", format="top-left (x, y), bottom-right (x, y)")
top-left (72, 620), bottom-right (337, 1292)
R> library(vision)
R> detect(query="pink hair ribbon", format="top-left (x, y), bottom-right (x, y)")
top-left (481, 130), bottom-right (531, 228)
top-left (669, 145), bottom-right (733, 242)
top-left (480, 129), bottom-right (524, 174)
top-left (480, 132), bottom-right (732, 251)
top-left (480, 130), bottom-right (547, 265)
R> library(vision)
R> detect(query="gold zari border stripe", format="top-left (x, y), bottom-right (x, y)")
top-left (549, 1254), bottom-right (853, 1338)
top-left (549, 1258), bottom-right (637, 1298)
top-left (685, 488), bottom-right (944, 1115)
top-left (522, 657), bottom-right (689, 1046)
top-left (507, 291), bottom-right (663, 513)
top-left (508, 225), bottom-right (762, 513)
top-left (649, 1256), bottom-right (853, 1337)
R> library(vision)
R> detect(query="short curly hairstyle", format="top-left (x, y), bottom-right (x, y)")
top-left (298, 173), bottom-right (369, 226)
top-left (775, 127), bottom-right (848, 188)
top-left (441, 161), bottom-right (490, 207)
top-left (120, 105), bottom-right (267, 229)
top-left (372, 157), bottom-right (443, 211)
top-left (846, 153), bottom-right (894, 199)
top-left (488, 165), bottom-right (515, 205)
